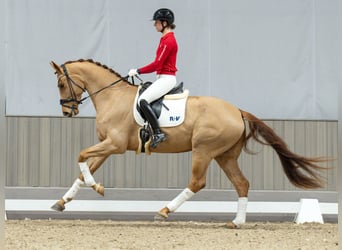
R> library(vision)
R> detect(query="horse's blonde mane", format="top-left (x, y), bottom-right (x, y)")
top-left (64, 59), bottom-right (124, 79)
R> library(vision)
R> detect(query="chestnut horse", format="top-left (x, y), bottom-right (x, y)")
top-left (50, 59), bottom-right (326, 228)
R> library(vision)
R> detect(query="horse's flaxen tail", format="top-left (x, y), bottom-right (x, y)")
top-left (240, 110), bottom-right (328, 189)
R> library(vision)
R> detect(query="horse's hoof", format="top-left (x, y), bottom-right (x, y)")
top-left (226, 221), bottom-right (240, 229)
top-left (154, 212), bottom-right (168, 221)
top-left (93, 183), bottom-right (104, 196)
top-left (51, 201), bottom-right (65, 212)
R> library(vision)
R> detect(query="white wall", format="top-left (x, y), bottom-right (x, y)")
top-left (4, 0), bottom-right (339, 119)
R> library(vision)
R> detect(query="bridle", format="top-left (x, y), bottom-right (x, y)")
top-left (59, 64), bottom-right (86, 110)
top-left (58, 64), bottom-right (130, 111)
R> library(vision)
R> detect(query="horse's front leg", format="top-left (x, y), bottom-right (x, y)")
top-left (78, 154), bottom-right (110, 195)
top-left (51, 155), bottom-right (108, 212)
top-left (78, 161), bottom-right (104, 195)
top-left (77, 138), bottom-right (122, 194)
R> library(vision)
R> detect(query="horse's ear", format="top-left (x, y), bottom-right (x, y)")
top-left (50, 61), bottom-right (63, 74)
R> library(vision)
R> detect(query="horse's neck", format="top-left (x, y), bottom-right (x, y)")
top-left (81, 65), bottom-right (136, 115)
top-left (82, 66), bottom-right (119, 95)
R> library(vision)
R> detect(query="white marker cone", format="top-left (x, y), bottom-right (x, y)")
top-left (294, 198), bottom-right (324, 224)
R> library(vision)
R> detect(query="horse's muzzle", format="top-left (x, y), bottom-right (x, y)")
top-left (63, 111), bottom-right (73, 117)
top-left (62, 107), bottom-right (79, 117)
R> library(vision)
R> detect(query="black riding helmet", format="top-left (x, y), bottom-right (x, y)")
top-left (152, 8), bottom-right (174, 25)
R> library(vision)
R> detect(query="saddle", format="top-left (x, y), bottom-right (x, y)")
top-left (136, 81), bottom-right (184, 119)
top-left (134, 81), bottom-right (188, 154)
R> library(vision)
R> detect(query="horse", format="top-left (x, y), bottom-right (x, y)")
top-left (50, 59), bottom-right (327, 229)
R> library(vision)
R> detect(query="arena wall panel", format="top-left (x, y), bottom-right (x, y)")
top-left (5, 117), bottom-right (337, 191)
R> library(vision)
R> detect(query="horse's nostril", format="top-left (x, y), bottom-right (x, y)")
top-left (63, 112), bottom-right (71, 117)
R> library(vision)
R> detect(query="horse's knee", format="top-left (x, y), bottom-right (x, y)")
top-left (78, 151), bottom-right (87, 163)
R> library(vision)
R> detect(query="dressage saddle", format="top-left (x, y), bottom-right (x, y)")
top-left (137, 81), bottom-right (184, 119)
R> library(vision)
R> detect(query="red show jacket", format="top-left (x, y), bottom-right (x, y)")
top-left (139, 32), bottom-right (178, 75)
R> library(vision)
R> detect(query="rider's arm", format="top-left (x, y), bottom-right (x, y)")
top-left (138, 39), bottom-right (172, 74)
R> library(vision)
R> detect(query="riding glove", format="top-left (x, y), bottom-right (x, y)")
top-left (128, 69), bottom-right (139, 77)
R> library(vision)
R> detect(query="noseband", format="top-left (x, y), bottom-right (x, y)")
top-left (59, 64), bottom-right (129, 111)
top-left (59, 64), bottom-right (86, 111)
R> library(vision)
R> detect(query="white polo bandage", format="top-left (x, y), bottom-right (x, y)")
top-left (79, 162), bottom-right (96, 186)
top-left (62, 178), bottom-right (84, 203)
top-left (166, 188), bottom-right (195, 212)
top-left (232, 197), bottom-right (248, 226)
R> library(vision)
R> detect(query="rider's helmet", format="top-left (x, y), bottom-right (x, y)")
top-left (152, 8), bottom-right (174, 26)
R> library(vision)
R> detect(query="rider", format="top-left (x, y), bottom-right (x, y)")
top-left (128, 8), bottom-right (178, 148)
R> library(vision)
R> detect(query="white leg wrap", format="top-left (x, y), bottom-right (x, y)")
top-left (166, 188), bottom-right (195, 212)
top-left (232, 197), bottom-right (248, 226)
top-left (62, 178), bottom-right (84, 203)
top-left (79, 162), bottom-right (96, 186)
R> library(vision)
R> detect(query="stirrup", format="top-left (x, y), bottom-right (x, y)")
top-left (151, 133), bottom-right (166, 148)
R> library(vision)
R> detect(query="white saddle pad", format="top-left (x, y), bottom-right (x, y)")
top-left (133, 87), bottom-right (189, 128)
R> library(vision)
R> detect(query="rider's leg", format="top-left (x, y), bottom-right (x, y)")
top-left (138, 75), bottom-right (177, 103)
top-left (138, 75), bottom-right (176, 147)
top-left (139, 99), bottom-right (165, 148)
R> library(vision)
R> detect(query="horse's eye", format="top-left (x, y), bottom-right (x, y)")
top-left (58, 82), bottom-right (65, 89)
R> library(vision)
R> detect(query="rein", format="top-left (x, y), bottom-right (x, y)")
top-left (59, 64), bottom-right (130, 109)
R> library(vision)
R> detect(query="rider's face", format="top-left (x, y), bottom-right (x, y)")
top-left (154, 20), bottom-right (163, 32)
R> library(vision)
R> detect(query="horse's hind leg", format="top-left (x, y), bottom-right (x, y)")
top-left (51, 156), bottom-right (108, 212)
top-left (215, 150), bottom-right (250, 229)
top-left (155, 151), bottom-right (211, 220)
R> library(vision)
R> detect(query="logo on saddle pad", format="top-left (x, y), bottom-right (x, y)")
top-left (133, 82), bottom-right (189, 127)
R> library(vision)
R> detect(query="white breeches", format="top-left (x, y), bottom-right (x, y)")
top-left (138, 74), bottom-right (177, 104)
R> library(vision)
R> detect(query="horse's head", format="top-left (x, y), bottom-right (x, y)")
top-left (50, 61), bottom-right (86, 117)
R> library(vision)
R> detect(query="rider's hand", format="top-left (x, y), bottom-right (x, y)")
top-left (128, 69), bottom-right (138, 77)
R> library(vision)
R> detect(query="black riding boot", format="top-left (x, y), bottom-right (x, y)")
top-left (139, 99), bottom-right (166, 148)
